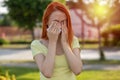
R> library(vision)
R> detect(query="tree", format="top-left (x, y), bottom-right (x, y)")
top-left (101, 24), bottom-right (120, 46)
top-left (0, 14), bottom-right (11, 26)
top-left (53, 0), bottom-right (65, 4)
top-left (66, 0), bottom-right (120, 60)
top-left (66, 0), bottom-right (96, 48)
top-left (109, 0), bottom-right (120, 24)
top-left (67, 0), bottom-right (110, 60)
top-left (4, 0), bottom-right (52, 39)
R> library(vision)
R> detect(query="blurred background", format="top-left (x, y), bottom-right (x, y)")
top-left (0, 0), bottom-right (120, 80)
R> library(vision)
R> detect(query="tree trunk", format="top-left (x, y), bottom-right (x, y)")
top-left (98, 24), bottom-right (105, 60)
top-left (104, 37), bottom-right (109, 46)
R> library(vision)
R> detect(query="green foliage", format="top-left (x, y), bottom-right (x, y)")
top-left (1, 66), bottom-right (120, 80)
top-left (0, 66), bottom-right (39, 80)
top-left (0, 14), bottom-right (11, 26)
top-left (10, 40), bottom-right (31, 44)
top-left (53, 0), bottom-right (65, 4)
top-left (117, 41), bottom-right (120, 46)
top-left (101, 24), bottom-right (120, 46)
top-left (0, 70), bottom-right (16, 80)
top-left (102, 24), bottom-right (120, 34)
top-left (4, 0), bottom-right (52, 30)
top-left (79, 39), bottom-right (99, 44)
top-left (0, 38), bottom-right (9, 45)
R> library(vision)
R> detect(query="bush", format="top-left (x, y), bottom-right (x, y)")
top-left (79, 39), bottom-right (99, 44)
top-left (10, 40), bottom-right (31, 44)
top-left (101, 24), bottom-right (120, 46)
top-left (0, 14), bottom-right (11, 26)
top-left (0, 71), bottom-right (16, 80)
top-left (117, 41), bottom-right (120, 47)
top-left (0, 38), bottom-right (9, 45)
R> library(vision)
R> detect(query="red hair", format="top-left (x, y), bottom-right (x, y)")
top-left (41, 2), bottom-right (73, 48)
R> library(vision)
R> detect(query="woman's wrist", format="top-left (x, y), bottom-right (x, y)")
top-left (62, 43), bottom-right (72, 56)
top-left (49, 40), bottom-right (57, 44)
top-left (61, 41), bottom-right (68, 46)
top-left (62, 42), bottom-right (70, 49)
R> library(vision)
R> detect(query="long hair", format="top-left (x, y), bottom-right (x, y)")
top-left (41, 2), bottom-right (73, 48)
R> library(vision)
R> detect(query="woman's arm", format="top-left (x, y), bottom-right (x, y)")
top-left (34, 22), bottom-right (61, 78)
top-left (62, 43), bottom-right (83, 75)
top-left (34, 41), bottom-right (56, 78)
top-left (60, 22), bottom-right (82, 75)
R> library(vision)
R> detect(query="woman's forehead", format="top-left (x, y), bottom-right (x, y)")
top-left (49, 10), bottom-right (67, 20)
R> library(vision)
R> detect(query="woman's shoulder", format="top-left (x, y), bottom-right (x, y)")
top-left (30, 39), bottom-right (48, 57)
top-left (31, 39), bottom-right (48, 48)
top-left (73, 36), bottom-right (79, 41)
top-left (31, 40), bottom-right (40, 46)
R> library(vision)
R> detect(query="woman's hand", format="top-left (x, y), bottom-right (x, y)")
top-left (61, 23), bottom-right (68, 45)
top-left (47, 22), bottom-right (61, 43)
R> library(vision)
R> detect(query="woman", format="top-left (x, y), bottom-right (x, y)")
top-left (31, 2), bottom-right (82, 80)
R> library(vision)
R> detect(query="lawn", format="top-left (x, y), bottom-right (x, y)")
top-left (77, 70), bottom-right (120, 80)
top-left (83, 60), bottom-right (120, 64)
top-left (0, 66), bottom-right (120, 80)
top-left (1, 43), bottom-right (120, 49)
top-left (0, 66), bottom-right (39, 80)
top-left (0, 44), bottom-right (30, 49)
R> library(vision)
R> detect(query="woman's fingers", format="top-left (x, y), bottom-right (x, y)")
top-left (47, 21), bottom-right (61, 35)
top-left (53, 27), bottom-right (61, 35)
top-left (47, 21), bottom-right (54, 31)
top-left (61, 25), bottom-right (68, 37)
top-left (55, 23), bottom-right (61, 34)
top-left (49, 22), bottom-right (57, 31)
top-left (47, 21), bottom-right (56, 32)
top-left (61, 26), bottom-right (65, 33)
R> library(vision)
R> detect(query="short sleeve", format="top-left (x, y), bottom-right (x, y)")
top-left (30, 40), bottom-right (47, 57)
top-left (72, 36), bottom-right (80, 49)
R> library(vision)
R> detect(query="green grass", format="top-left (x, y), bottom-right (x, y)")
top-left (0, 43), bottom-right (120, 49)
top-left (83, 60), bottom-right (120, 64)
top-left (81, 44), bottom-right (99, 49)
top-left (1, 60), bottom-right (120, 65)
top-left (0, 66), bottom-right (39, 80)
top-left (0, 44), bottom-right (100, 49)
top-left (0, 44), bottom-right (30, 49)
top-left (77, 70), bottom-right (120, 80)
top-left (0, 66), bottom-right (120, 80)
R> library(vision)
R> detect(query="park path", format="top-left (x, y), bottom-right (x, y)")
top-left (0, 48), bottom-right (120, 70)
top-left (0, 48), bottom-right (120, 61)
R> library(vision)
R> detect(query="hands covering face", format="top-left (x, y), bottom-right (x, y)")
top-left (47, 21), bottom-right (62, 35)
top-left (47, 21), bottom-right (68, 43)
top-left (61, 20), bottom-right (68, 44)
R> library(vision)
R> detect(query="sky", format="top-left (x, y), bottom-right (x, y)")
top-left (0, 0), bottom-right (117, 14)
top-left (0, 0), bottom-right (8, 14)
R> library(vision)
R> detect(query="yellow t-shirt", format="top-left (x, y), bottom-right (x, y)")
top-left (30, 36), bottom-right (80, 80)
